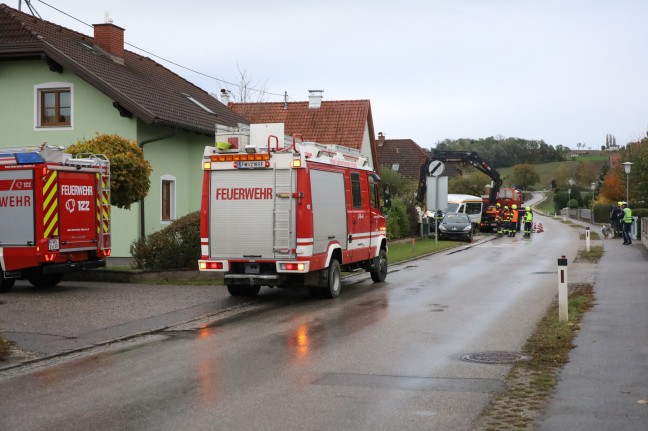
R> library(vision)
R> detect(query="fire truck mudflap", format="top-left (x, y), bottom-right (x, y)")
top-left (199, 126), bottom-right (388, 299)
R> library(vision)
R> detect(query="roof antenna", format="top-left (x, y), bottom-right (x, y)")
top-left (283, 91), bottom-right (288, 110)
top-left (19, 0), bottom-right (42, 18)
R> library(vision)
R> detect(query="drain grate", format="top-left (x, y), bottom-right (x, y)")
top-left (459, 351), bottom-right (531, 364)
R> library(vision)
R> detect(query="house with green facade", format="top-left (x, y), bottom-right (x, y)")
top-left (0, 4), bottom-right (248, 260)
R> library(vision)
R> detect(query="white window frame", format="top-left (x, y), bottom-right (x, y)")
top-left (391, 163), bottom-right (399, 171)
top-left (34, 82), bottom-right (74, 130)
top-left (161, 175), bottom-right (176, 223)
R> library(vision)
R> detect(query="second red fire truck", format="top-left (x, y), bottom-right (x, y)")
top-left (0, 145), bottom-right (110, 292)
top-left (198, 127), bottom-right (388, 298)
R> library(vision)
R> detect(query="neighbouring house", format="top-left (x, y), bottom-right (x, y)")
top-left (374, 133), bottom-right (430, 182)
top-left (0, 4), bottom-right (249, 260)
top-left (228, 90), bottom-right (380, 169)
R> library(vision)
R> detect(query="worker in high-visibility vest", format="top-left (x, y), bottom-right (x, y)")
top-left (509, 204), bottom-right (519, 237)
top-left (621, 202), bottom-right (633, 245)
top-left (523, 206), bottom-right (533, 238)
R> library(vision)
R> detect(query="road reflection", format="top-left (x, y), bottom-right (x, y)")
top-left (285, 289), bottom-right (389, 362)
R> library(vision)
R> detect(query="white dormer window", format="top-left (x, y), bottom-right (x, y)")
top-left (182, 93), bottom-right (215, 114)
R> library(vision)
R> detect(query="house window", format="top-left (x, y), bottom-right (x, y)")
top-left (161, 176), bottom-right (176, 222)
top-left (391, 163), bottom-right (399, 171)
top-left (34, 82), bottom-right (73, 129)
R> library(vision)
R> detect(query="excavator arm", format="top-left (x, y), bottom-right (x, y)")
top-left (416, 151), bottom-right (502, 205)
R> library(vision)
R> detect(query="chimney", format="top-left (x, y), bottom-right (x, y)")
top-left (220, 89), bottom-right (230, 105)
top-left (308, 90), bottom-right (323, 109)
top-left (93, 22), bottom-right (125, 60)
top-left (377, 132), bottom-right (385, 146)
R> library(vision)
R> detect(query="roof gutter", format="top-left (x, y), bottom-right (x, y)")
top-left (138, 129), bottom-right (177, 239)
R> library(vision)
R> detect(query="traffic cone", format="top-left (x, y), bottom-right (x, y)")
top-left (537, 223), bottom-right (544, 233)
top-left (532, 223), bottom-right (537, 233)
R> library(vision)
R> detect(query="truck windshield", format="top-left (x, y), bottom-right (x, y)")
top-left (447, 203), bottom-right (460, 212)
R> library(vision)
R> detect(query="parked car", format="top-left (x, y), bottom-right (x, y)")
top-left (438, 212), bottom-right (473, 242)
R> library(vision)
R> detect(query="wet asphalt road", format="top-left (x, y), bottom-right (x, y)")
top-left (0, 214), bottom-right (582, 430)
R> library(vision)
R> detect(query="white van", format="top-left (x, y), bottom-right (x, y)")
top-left (447, 194), bottom-right (483, 228)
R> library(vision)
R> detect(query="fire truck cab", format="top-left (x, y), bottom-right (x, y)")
top-left (0, 145), bottom-right (110, 292)
top-left (198, 125), bottom-right (388, 299)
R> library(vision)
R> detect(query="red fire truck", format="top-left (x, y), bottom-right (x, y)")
top-left (0, 145), bottom-right (111, 292)
top-left (198, 131), bottom-right (388, 299)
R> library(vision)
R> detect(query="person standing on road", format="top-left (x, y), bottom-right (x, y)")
top-left (610, 201), bottom-right (624, 237)
top-left (502, 205), bottom-right (510, 237)
top-left (621, 202), bottom-right (633, 245)
top-left (509, 204), bottom-right (519, 237)
top-left (523, 206), bottom-right (533, 238)
top-left (495, 203), bottom-right (503, 237)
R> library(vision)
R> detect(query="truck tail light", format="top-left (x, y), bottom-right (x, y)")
top-left (200, 261), bottom-right (223, 270)
top-left (281, 263), bottom-right (305, 271)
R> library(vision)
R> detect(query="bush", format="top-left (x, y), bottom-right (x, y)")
top-left (593, 203), bottom-right (613, 223)
top-left (130, 211), bottom-right (200, 270)
top-left (386, 198), bottom-right (410, 240)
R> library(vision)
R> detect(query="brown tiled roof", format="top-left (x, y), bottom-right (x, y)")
top-left (0, 4), bottom-right (248, 135)
top-left (375, 137), bottom-right (431, 181)
top-left (230, 100), bottom-right (379, 168)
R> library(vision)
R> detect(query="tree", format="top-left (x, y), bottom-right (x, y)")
top-left (66, 134), bottom-right (152, 209)
top-left (598, 172), bottom-right (624, 203)
top-left (224, 64), bottom-right (270, 103)
top-left (511, 164), bottom-right (540, 190)
top-left (573, 160), bottom-right (599, 187)
top-left (448, 170), bottom-right (490, 196)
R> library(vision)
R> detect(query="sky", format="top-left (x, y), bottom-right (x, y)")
top-left (13, 0), bottom-right (648, 150)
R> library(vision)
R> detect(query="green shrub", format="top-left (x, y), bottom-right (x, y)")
top-left (593, 203), bottom-right (612, 223)
top-left (386, 198), bottom-right (410, 240)
top-left (130, 211), bottom-right (200, 270)
top-left (632, 208), bottom-right (648, 217)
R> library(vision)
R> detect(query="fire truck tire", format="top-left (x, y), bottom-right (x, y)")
top-left (27, 273), bottom-right (63, 288)
top-left (226, 284), bottom-right (261, 297)
top-left (321, 259), bottom-right (341, 299)
top-left (0, 274), bottom-right (15, 292)
top-left (370, 249), bottom-right (388, 282)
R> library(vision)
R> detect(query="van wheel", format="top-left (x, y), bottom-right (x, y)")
top-left (0, 272), bottom-right (15, 293)
top-left (226, 284), bottom-right (261, 297)
top-left (370, 249), bottom-right (388, 282)
top-left (321, 259), bottom-right (341, 299)
top-left (27, 273), bottom-right (63, 288)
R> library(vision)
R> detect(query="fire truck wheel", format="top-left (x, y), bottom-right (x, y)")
top-left (370, 249), bottom-right (388, 283)
top-left (27, 273), bottom-right (63, 288)
top-left (0, 275), bottom-right (15, 292)
top-left (226, 284), bottom-right (261, 297)
top-left (321, 259), bottom-right (341, 299)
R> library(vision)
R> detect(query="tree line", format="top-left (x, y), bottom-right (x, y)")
top-left (434, 136), bottom-right (569, 168)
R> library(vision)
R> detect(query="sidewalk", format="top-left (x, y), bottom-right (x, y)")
top-left (536, 228), bottom-right (648, 430)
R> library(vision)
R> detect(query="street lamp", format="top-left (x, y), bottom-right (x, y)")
top-left (568, 188), bottom-right (572, 208)
top-left (623, 162), bottom-right (633, 203)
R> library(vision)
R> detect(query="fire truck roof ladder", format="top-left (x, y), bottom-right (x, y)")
top-left (272, 166), bottom-right (295, 258)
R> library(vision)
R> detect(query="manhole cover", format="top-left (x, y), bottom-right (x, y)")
top-left (459, 351), bottom-right (531, 364)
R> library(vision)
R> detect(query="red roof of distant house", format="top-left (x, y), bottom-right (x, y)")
top-left (230, 100), bottom-right (379, 168)
top-left (375, 136), bottom-right (430, 181)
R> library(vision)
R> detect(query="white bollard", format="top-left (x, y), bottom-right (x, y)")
top-left (585, 227), bottom-right (590, 252)
top-left (558, 256), bottom-right (568, 322)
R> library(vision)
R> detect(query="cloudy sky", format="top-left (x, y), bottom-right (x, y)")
top-left (16, 0), bottom-right (648, 150)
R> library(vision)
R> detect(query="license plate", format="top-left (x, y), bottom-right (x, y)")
top-left (48, 238), bottom-right (60, 251)
top-left (244, 263), bottom-right (260, 274)
top-left (238, 161), bottom-right (266, 169)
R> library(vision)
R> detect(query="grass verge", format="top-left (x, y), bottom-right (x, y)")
top-left (472, 247), bottom-right (599, 431)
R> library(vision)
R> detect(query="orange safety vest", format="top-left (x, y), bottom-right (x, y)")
top-left (511, 209), bottom-right (519, 223)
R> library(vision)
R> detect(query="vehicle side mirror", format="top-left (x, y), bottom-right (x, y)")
top-left (382, 184), bottom-right (392, 209)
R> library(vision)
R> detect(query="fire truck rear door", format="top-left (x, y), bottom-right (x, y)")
top-left (58, 171), bottom-right (99, 250)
